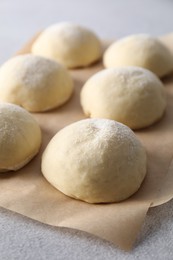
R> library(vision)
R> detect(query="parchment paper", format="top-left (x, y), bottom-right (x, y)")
top-left (0, 34), bottom-right (173, 251)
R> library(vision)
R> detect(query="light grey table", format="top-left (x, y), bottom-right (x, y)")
top-left (0, 0), bottom-right (173, 259)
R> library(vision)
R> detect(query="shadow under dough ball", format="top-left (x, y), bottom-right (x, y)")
top-left (0, 102), bottom-right (41, 172)
top-left (0, 54), bottom-right (74, 112)
top-left (41, 118), bottom-right (147, 203)
top-left (80, 66), bottom-right (166, 130)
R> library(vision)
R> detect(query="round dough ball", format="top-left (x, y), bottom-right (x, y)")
top-left (0, 102), bottom-right (42, 172)
top-left (80, 67), bottom-right (166, 130)
top-left (0, 54), bottom-right (74, 112)
top-left (103, 34), bottom-right (173, 77)
top-left (31, 22), bottom-right (102, 68)
top-left (42, 118), bottom-right (147, 203)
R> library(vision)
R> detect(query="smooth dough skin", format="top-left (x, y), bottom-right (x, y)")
top-left (103, 34), bottom-right (173, 77)
top-left (0, 102), bottom-right (42, 172)
top-left (80, 67), bottom-right (166, 130)
top-left (41, 118), bottom-right (147, 203)
top-left (0, 54), bottom-right (74, 112)
top-left (31, 22), bottom-right (102, 68)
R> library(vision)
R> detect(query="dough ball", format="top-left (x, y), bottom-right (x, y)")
top-left (41, 118), bottom-right (147, 203)
top-left (80, 67), bottom-right (166, 130)
top-left (103, 34), bottom-right (173, 77)
top-left (0, 102), bottom-right (41, 172)
top-left (0, 54), bottom-right (74, 112)
top-left (31, 22), bottom-right (102, 68)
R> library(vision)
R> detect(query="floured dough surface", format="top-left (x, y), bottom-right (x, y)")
top-left (80, 67), bottom-right (166, 129)
top-left (41, 118), bottom-right (147, 203)
top-left (32, 22), bottom-right (102, 68)
top-left (103, 34), bottom-right (173, 77)
top-left (0, 102), bottom-right (41, 172)
top-left (0, 54), bottom-right (74, 112)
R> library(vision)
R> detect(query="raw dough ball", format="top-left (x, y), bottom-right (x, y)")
top-left (0, 54), bottom-right (74, 112)
top-left (103, 34), bottom-right (173, 77)
top-left (80, 67), bottom-right (166, 130)
top-left (0, 102), bottom-right (41, 172)
top-left (31, 22), bottom-right (102, 68)
top-left (41, 118), bottom-right (147, 203)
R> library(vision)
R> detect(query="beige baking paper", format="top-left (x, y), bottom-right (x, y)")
top-left (0, 34), bottom-right (173, 251)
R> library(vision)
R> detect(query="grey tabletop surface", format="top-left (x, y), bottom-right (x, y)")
top-left (1, 0), bottom-right (173, 259)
